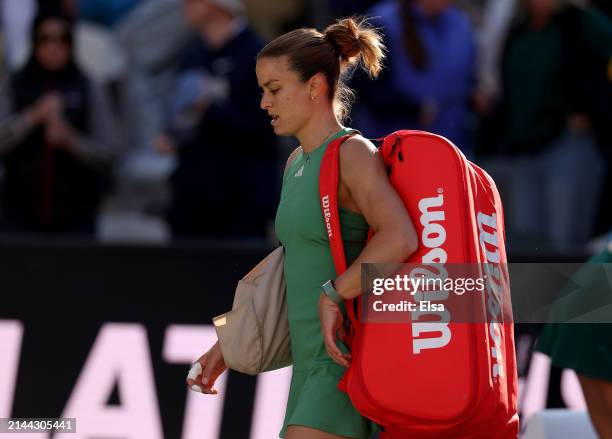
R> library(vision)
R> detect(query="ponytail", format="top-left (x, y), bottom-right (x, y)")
top-left (323, 17), bottom-right (385, 78)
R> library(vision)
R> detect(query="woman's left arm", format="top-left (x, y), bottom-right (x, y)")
top-left (318, 136), bottom-right (419, 366)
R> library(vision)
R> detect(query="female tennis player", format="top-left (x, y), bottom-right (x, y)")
top-left (187, 17), bottom-right (418, 439)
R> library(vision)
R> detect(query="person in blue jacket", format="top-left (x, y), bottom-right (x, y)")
top-left (351, 0), bottom-right (477, 156)
top-left (159, 0), bottom-right (277, 238)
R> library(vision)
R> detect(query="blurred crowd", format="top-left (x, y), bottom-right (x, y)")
top-left (0, 0), bottom-right (609, 254)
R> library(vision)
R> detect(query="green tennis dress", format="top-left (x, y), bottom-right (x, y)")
top-left (275, 127), bottom-right (373, 438)
top-left (536, 247), bottom-right (612, 381)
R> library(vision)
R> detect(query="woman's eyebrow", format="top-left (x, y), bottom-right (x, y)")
top-left (262, 79), bottom-right (279, 88)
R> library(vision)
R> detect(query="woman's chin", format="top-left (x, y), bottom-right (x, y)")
top-left (273, 125), bottom-right (290, 136)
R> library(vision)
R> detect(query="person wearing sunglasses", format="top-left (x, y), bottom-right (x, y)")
top-left (0, 10), bottom-right (120, 234)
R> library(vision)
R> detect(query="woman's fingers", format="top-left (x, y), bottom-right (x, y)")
top-left (319, 296), bottom-right (352, 367)
top-left (323, 330), bottom-right (349, 367)
top-left (332, 311), bottom-right (352, 365)
top-left (186, 357), bottom-right (219, 395)
top-left (199, 384), bottom-right (219, 395)
top-left (185, 361), bottom-right (201, 388)
top-left (187, 362), bottom-right (202, 382)
top-left (201, 355), bottom-right (216, 386)
top-left (186, 343), bottom-right (228, 396)
top-left (200, 352), bottom-right (225, 394)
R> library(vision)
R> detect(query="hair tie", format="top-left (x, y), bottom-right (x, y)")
top-left (324, 34), bottom-right (342, 57)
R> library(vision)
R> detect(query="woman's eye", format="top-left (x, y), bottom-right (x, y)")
top-left (270, 89), bottom-right (279, 95)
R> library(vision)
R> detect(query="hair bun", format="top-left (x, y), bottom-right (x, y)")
top-left (324, 18), bottom-right (362, 60)
top-left (323, 17), bottom-right (385, 78)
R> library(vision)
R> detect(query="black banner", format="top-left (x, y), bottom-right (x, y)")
top-left (0, 240), bottom-right (589, 438)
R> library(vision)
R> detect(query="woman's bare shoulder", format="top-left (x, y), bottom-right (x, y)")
top-left (284, 146), bottom-right (302, 174)
top-left (339, 134), bottom-right (380, 167)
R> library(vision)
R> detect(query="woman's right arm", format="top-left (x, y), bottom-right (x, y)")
top-left (186, 149), bottom-right (300, 393)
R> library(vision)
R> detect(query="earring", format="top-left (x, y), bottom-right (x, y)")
top-left (310, 94), bottom-right (315, 101)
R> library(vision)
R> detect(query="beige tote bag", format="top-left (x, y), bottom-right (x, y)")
top-left (212, 246), bottom-right (292, 375)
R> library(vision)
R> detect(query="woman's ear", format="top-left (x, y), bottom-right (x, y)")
top-left (308, 73), bottom-right (326, 101)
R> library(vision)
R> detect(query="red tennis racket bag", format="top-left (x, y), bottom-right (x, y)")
top-left (319, 131), bottom-right (519, 438)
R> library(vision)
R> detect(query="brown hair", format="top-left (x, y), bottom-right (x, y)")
top-left (257, 17), bottom-right (385, 122)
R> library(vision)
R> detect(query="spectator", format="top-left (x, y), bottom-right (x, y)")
top-left (158, 0), bottom-right (277, 239)
top-left (351, 0), bottom-right (477, 155)
top-left (116, 0), bottom-right (193, 152)
top-left (0, 10), bottom-right (120, 234)
top-left (479, 0), bottom-right (612, 252)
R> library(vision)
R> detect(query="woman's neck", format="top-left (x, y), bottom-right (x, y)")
top-left (297, 112), bottom-right (343, 154)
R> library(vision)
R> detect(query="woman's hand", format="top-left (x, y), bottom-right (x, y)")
top-left (27, 93), bottom-right (63, 126)
top-left (318, 293), bottom-right (351, 368)
top-left (186, 341), bottom-right (227, 395)
top-left (45, 115), bottom-right (78, 150)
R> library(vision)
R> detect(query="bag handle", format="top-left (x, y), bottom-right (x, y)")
top-left (319, 134), bottom-right (360, 333)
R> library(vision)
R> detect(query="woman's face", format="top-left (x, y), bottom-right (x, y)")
top-left (34, 19), bottom-right (71, 71)
top-left (256, 56), bottom-right (313, 136)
